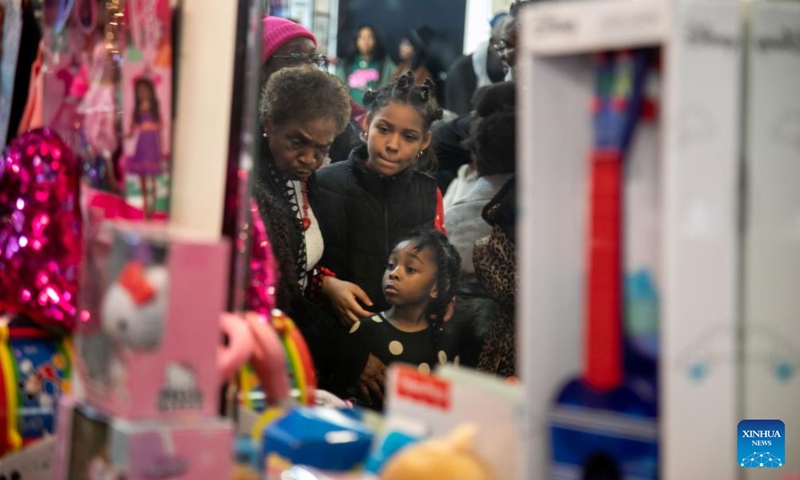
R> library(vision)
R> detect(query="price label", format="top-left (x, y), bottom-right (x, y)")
top-left (394, 366), bottom-right (451, 411)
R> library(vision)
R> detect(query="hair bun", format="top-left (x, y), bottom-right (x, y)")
top-left (420, 85), bottom-right (430, 102)
top-left (395, 72), bottom-right (413, 91)
top-left (362, 89), bottom-right (377, 106)
top-left (420, 78), bottom-right (438, 103)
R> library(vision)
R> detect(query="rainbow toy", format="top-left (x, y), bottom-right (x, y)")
top-left (239, 310), bottom-right (316, 410)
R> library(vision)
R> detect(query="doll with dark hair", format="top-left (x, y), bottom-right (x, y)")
top-left (127, 77), bottom-right (163, 217)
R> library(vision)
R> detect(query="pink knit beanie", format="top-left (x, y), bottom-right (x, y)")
top-left (262, 16), bottom-right (318, 64)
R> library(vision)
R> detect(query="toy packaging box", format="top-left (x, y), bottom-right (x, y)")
top-left (260, 407), bottom-right (375, 478)
top-left (75, 220), bottom-right (230, 420)
top-left (384, 364), bottom-right (524, 480)
top-left (54, 395), bottom-right (234, 480)
top-left (0, 319), bottom-right (72, 454)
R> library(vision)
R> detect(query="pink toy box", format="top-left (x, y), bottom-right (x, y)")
top-left (54, 395), bottom-right (233, 480)
top-left (75, 220), bottom-right (230, 419)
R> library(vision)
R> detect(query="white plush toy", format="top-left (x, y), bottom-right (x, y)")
top-left (101, 261), bottom-right (168, 350)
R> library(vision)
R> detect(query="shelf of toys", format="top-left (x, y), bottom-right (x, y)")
top-left (0, 0), bottom-right (525, 479)
top-left (515, 0), bottom-right (799, 478)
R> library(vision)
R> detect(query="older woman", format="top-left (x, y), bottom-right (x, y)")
top-left (254, 66), bottom-right (384, 403)
top-left (261, 16), bottom-right (364, 162)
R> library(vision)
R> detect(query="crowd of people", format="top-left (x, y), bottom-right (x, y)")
top-left (250, 3), bottom-right (526, 409)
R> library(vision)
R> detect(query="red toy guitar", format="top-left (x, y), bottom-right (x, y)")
top-left (549, 50), bottom-right (659, 480)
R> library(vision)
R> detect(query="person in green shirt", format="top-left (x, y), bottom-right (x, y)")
top-left (336, 25), bottom-right (396, 105)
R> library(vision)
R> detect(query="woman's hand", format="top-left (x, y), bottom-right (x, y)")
top-left (358, 354), bottom-right (386, 406)
top-left (321, 276), bottom-right (374, 325)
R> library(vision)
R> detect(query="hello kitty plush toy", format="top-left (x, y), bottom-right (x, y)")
top-left (101, 261), bottom-right (168, 350)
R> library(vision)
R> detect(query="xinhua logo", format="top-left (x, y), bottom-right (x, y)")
top-left (738, 419), bottom-right (785, 468)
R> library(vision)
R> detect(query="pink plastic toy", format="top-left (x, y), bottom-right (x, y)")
top-left (218, 312), bottom-right (256, 383)
top-left (243, 312), bottom-right (291, 406)
top-left (218, 311), bottom-right (292, 407)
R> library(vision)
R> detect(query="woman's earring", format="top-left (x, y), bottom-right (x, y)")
top-left (417, 150), bottom-right (424, 158)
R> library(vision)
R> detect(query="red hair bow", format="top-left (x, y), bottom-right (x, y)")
top-left (118, 261), bottom-right (156, 305)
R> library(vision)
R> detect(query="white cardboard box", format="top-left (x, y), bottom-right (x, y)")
top-left (384, 364), bottom-right (524, 480)
top-left (517, 1), bottom-right (742, 479)
top-left (742, 1), bottom-right (800, 478)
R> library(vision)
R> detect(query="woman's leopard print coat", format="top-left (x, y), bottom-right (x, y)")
top-left (473, 179), bottom-right (517, 377)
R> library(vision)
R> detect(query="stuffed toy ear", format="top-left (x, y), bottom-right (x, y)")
top-left (446, 424), bottom-right (478, 452)
top-left (381, 424), bottom-right (497, 480)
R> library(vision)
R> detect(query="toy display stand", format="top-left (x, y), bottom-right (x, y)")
top-left (516, 0), bottom-right (742, 479)
top-left (741, 1), bottom-right (800, 478)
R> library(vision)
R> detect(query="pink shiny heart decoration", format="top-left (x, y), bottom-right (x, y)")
top-left (246, 199), bottom-right (279, 317)
top-left (0, 129), bottom-right (81, 331)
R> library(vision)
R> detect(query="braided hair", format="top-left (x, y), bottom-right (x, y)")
top-left (398, 229), bottom-right (461, 365)
top-left (362, 71), bottom-right (444, 172)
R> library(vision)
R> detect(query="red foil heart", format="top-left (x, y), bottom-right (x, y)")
top-left (0, 129), bottom-right (81, 331)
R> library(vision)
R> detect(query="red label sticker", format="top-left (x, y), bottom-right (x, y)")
top-left (395, 366), bottom-right (451, 410)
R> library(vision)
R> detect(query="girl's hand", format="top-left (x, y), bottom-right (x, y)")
top-left (358, 354), bottom-right (386, 406)
top-left (321, 277), bottom-right (374, 325)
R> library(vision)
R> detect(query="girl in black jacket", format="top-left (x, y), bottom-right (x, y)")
top-left (314, 72), bottom-right (447, 326)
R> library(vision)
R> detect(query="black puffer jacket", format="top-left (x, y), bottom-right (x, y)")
top-left (314, 145), bottom-right (439, 312)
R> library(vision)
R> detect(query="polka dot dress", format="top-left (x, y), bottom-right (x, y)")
top-left (347, 313), bottom-right (460, 374)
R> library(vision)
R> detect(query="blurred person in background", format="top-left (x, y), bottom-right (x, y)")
top-left (495, 0), bottom-right (535, 80)
top-left (391, 27), bottom-right (433, 85)
top-left (444, 14), bottom-right (508, 116)
top-left (449, 178), bottom-right (518, 377)
top-left (336, 24), bottom-right (396, 105)
top-left (445, 82), bottom-right (516, 280)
